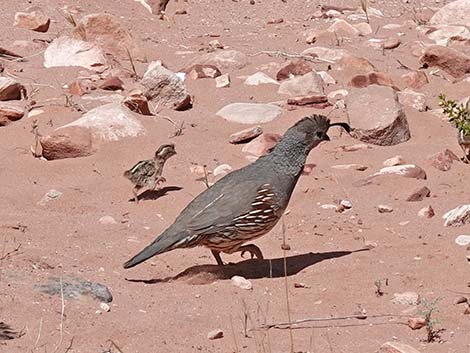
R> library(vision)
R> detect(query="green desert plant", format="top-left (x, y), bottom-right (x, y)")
top-left (417, 297), bottom-right (442, 343)
top-left (438, 94), bottom-right (470, 136)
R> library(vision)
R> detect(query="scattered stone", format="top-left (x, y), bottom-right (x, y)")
top-left (427, 25), bottom-right (470, 46)
top-left (348, 71), bottom-right (396, 89)
top-left (327, 19), bottom-right (360, 37)
top-left (41, 126), bottom-right (96, 160)
top-left (278, 72), bottom-right (324, 96)
top-left (100, 76), bottom-right (124, 91)
top-left (372, 165), bottom-right (427, 180)
top-left (383, 37), bottom-right (401, 49)
top-left (392, 292), bottom-right (420, 306)
top-left (327, 89), bottom-right (348, 101)
top-left (287, 94), bottom-right (328, 107)
top-left (267, 18), bottom-right (283, 25)
top-left (207, 329), bottom-right (224, 340)
top-left (122, 91), bottom-right (152, 115)
top-left (377, 341), bottom-right (421, 353)
top-left (377, 205), bottom-right (393, 213)
top-left (301, 47), bottom-right (347, 62)
top-left (0, 101), bottom-right (25, 126)
top-left (397, 89), bottom-right (427, 112)
top-left (338, 55), bottom-right (376, 76)
top-left (215, 73), bottom-right (230, 88)
top-left (346, 85), bottom-right (411, 146)
top-left (186, 64), bottom-right (222, 79)
top-left (216, 103), bottom-right (283, 124)
top-left (455, 235), bottom-right (470, 246)
top-left (44, 36), bottom-right (107, 72)
top-left (305, 33), bottom-right (317, 44)
top-left (99, 215), bottom-right (117, 225)
top-left (339, 143), bottom-right (371, 152)
top-left (428, 149), bottom-right (459, 171)
top-left (331, 164), bottom-right (368, 171)
top-left (242, 133), bottom-right (281, 157)
top-left (100, 302), bottom-right (111, 312)
top-left (244, 72), bottom-right (279, 86)
top-left (14, 11), bottom-right (50, 32)
top-left (341, 200), bottom-right (352, 209)
top-left (229, 126), bottom-right (263, 144)
top-left (0, 77), bottom-right (25, 101)
top-left (406, 186), bottom-right (431, 202)
top-left (354, 22), bottom-right (372, 36)
top-left (317, 71), bottom-right (336, 85)
top-left (141, 62), bottom-right (192, 111)
top-left (209, 40), bottom-right (224, 50)
top-left (188, 50), bottom-right (248, 70)
top-left (418, 206), bottom-right (435, 218)
top-left (213, 164), bottom-right (233, 177)
top-left (231, 276), bottom-right (252, 290)
top-left (35, 276), bottom-right (113, 302)
top-left (443, 205), bottom-right (470, 227)
top-left (38, 189), bottom-right (63, 206)
top-left (383, 155), bottom-right (405, 167)
top-left (400, 71), bottom-right (429, 89)
top-left (430, 0), bottom-right (470, 27)
top-left (420, 45), bottom-right (470, 78)
top-left (276, 59), bottom-right (314, 81)
top-left (73, 13), bottom-right (141, 59)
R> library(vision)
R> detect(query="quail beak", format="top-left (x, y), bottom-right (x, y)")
top-left (323, 134), bottom-right (331, 141)
top-left (329, 122), bottom-right (352, 134)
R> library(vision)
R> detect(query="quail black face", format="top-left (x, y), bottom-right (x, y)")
top-left (155, 144), bottom-right (177, 160)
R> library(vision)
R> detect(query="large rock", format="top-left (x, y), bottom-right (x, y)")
top-left (338, 55), bottom-right (376, 76)
top-left (0, 77), bottom-right (25, 101)
top-left (301, 47), bottom-right (347, 62)
top-left (41, 126), bottom-right (96, 160)
top-left (14, 11), bottom-right (50, 32)
top-left (0, 101), bottom-right (25, 126)
top-left (44, 36), bottom-right (107, 72)
top-left (430, 0), bottom-right (470, 27)
top-left (242, 133), bottom-right (282, 157)
top-left (427, 25), bottom-right (470, 46)
top-left (420, 45), bottom-right (470, 78)
top-left (278, 72), bottom-right (324, 96)
top-left (188, 50), bottom-right (248, 70)
top-left (346, 85), bottom-right (411, 146)
top-left (276, 60), bottom-right (314, 81)
top-left (141, 62), bottom-right (192, 110)
top-left (244, 72), bottom-right (279, 86)
top-left (443, 205), bottom-right (470, 227)
top-left (216, 103), bottom-right (283, 124)
top-left (397, 89), bottom-right (427, 112)
top-left (377, 341), bottom-right (421, 353)
top-left (73, 13), bottom-right (141, 59)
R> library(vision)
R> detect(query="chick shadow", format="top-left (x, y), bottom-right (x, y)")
top-left (130, 186), bottom-right (183, 202)
top-left (126, 248), bottom-right (370, 285)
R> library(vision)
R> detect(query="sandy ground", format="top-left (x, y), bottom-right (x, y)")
top-left (1, 0), bottom-right (470, 352)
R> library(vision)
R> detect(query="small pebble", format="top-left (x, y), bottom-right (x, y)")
top-left (100, 302), bottom-right (111, 312)
top-left (99, 215), bottom-right (117, 225)
top-left (340, 200), bottom-right (352, 209)
top-left (377, 205), bottom-right (393, 213)
top-left (207, 329), bottom-right (224, 340)
top-left (407, 317), bottom-right (426, 330)
top-left (231, 276), bottom-right (252, 290)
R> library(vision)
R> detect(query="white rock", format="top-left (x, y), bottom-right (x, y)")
top-left (455, 235), bottom-right (470, 246)
top-left (213, 164), bottom-right (233, 177)
top-left (216, 103), bottom-right (282, 124)
top-left (44, 36), bottom-right (107, 71)
top-left (99, 215), bottom-right (117, 225)
top-left (38, 189), bottom-right (63, 206)
top-left (383, 155), bottom-right (405, 167)
top-left (317, 71), bottom-right (336, 85)
top-left (427, 25), bottom-right (470, 46)
top-left (372, 165), bottom-right (426, 180)
top-left (377, 205), bottom-right (393, 213)
top-left (278, 72), bottom-right (324, 96)
top-left (443, 205), bottom-right (470, 227)
top-left (207, 329), bottom-right (224, 340)
top-left (100, 302), bottom-right (111, 312)
top-left (301, 47), bottom-right (347, 63)
top-left (341, 200), bottom-right (352, 209)
top-left (383, 24), bottom-right (402, 30)
top-left (62, 103), bottom-right (144, 142)
top-left (354, 22), bottom-right (373, 35)
top-left (244, 72), bottom-right (279, 86)
top-left (397, 89), bottom-right (427, 112)
top-left (231, 276), bottom-right (252, 290)
top-left (430, 0), bottom-right (470, 27)
top-left (215, 73), bottom-right (230, 88)
top-left (331, 164), bottom-right (368, 171)
top-left (321, 204), bottom-right (337, 210)
top-left (418, 206), bottom-right (435, 218)
top-left (327, 89), bottom-right (348, 100)
top-left (392, 292), bottom-right (420, 305)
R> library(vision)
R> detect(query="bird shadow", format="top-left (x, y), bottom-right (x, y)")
top-left (130, 186), bottom-right (183, 202)
top-left (125, 248), bottom-right (370, 285)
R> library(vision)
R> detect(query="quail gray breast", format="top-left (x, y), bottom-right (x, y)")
top-left (123, 115), bottom-right (350, 268)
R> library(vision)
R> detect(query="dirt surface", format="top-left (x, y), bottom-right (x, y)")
top-left (1, 1), bottom-right (470, 352)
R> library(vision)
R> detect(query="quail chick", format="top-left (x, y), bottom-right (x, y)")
top-left (458, 130), bottom-right (470, 163)
top-left (123, 115), bottom-right (350, 268)
top-left (124, 144), bottom-right (176, 203)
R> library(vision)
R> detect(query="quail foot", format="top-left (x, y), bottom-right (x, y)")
top-left (123, 115), bottom-right (350, 268)
top-left (124, 144), bottom-right (177, 203)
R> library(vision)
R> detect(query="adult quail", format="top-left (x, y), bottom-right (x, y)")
top-left (123, 115), bottom-right (350, 268)
top-left (123, 143), bottom-right (177, 203)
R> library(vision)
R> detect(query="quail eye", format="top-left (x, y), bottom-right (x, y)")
top-left (316, 131), bottom-right (323, 139)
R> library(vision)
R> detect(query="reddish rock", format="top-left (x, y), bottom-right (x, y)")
top-left (0, 77), bottom-right (26, 101)
top-left (428, 149), bottom-right (460, 171)
top-left (186, 64), bottom-right (222, 79)
top-left (0, 47), bottom-right (22, 59)
top-left (338, 55), bottom-right (376, 76)
top-left (276, 60), bottom-right (314, 81)
top-left (383, 37), bottom-right (401, 49)
top-left (287, 95), bottom-right (328, 106)
top-left (377, 342), bottom-right (421, 353)
top-left (242, 133), bottom-right (281, 157)
top-left (400, 71), bottom-right (429, 89)
top-left (229, 126), bottom-right (263, 144)
top-left (40, 126), bottom-right (96, 160)
top-left (420, 45), bottom-right (470, 78)
top-left (14, 11), bottom-right (50, 32)
top-left (397, 89), bottom-right (427, 112)
top-left (346, 85), bottom-right (411, 146)
top-left (406, 186), bottom-right (431, 201)
top-left (0, 101), bottom-right (25, 126)
top-left (348, 71), bottom-right (396, 89)
top-left (122, 91), bottom-right (152, 115)
top-left (100, 76), bottom-right (124, 90)
top-left (418, 206), bottom-right (435, 218)
top-left (267, 18), bottom-right (284, 25)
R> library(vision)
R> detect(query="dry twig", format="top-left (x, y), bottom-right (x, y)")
top-left (250, 50), bottom-right (335, 64)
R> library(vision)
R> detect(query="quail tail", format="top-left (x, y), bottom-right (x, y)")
top-left (123, 229), bottom-right (188, 268)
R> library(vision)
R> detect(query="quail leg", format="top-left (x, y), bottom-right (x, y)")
top-left (211, 250), bottom-right (224, 265)
top-left (238, 244), bottom-right (264, 260)
top-left (133, 186), bottom-right (142, 203)
top-left (459, 144), bottom-right (470, 164)
top-left (154, 176), bottom-right (167, 189)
